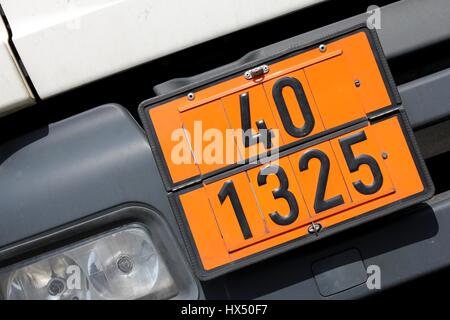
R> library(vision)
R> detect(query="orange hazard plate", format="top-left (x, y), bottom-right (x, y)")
top-left (139, 27), bottom-right (433, 279)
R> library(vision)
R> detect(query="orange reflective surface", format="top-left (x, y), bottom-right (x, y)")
top-left (149, 31), bottom-right (392, 185)
top-left (178, 116), bottom-right (424, 271)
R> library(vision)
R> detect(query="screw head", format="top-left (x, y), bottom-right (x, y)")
top-left (354, 80), bottom-right (361, 87)
top-left (382, 152), bottom-right (388, 159)
top-left (319, 44), bottom-right (327, 52)
top-left (117, 255), bottom-right (134, 274)
top-left (48, 278), bottom-right (66, 296)
top-left (187, 92), bottom-right (195, 101)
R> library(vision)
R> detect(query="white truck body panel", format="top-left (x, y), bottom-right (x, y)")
top-left (0, 0), bottom-right (322, 102)
top-left (0, 17), bottom-right (33, 115)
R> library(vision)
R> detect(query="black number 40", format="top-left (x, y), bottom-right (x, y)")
top-left (239, 77), bottom-right (315, 148)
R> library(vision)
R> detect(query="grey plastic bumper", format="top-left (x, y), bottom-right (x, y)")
top-left (0, 102), bottom-right (447, 299)
top-left (0, 104), bottom-right (178, 249)
top-left (399, 68), bottom-right (450, 129)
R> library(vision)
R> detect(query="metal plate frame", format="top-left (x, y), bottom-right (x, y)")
top-left (137, 23), bottom-right (434, 280)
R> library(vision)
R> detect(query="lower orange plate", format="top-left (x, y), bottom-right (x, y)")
top-left (169, 112), bottom-right (433, 279)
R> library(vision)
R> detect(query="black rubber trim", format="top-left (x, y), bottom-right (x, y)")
top-left (0, 4), bottom-right (39, 101)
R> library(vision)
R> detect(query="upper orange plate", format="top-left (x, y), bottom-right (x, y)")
top-left (144, 30), bottom-right (394, 190)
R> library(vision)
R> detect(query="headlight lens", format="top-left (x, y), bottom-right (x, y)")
top-left (7, 255), bottom-right (90, 300)
top-left (0, 225), bottom-right (179, 300)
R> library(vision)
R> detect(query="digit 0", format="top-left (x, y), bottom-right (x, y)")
top-left (239, 76), bottom-right (315, 151)
top-left (272, 77), bottom-right (315, 138)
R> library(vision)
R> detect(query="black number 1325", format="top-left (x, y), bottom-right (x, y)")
top-left (218, 130), bottom-right (383, 239)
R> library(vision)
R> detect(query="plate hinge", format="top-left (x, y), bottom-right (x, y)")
top-left (244, 65), bottom-right (269, 80)
top-left (368, 106), bottom-right (400, 122)
top-left (308, 222), bottom-right (322, 236)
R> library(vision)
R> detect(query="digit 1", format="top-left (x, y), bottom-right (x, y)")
top-left (218, 180), bottom-right (253, 239)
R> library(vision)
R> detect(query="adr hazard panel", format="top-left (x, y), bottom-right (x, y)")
top-left (139, 26), bottom-right (433, 279)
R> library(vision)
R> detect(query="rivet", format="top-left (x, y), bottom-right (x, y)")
top-left (319, 44), bottom-right (327, 52)
top-left (308, 222), bottom-right (322, 235)
top-left (187, 92), bottom-right (195, 101)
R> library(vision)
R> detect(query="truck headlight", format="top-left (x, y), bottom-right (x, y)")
top-left (0, 225), bottom-right (184, 300)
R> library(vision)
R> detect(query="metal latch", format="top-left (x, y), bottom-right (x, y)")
top-left (244, 65), bottom-right (269, 80)
top-left (308, 222), bottom-right (322, 236)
